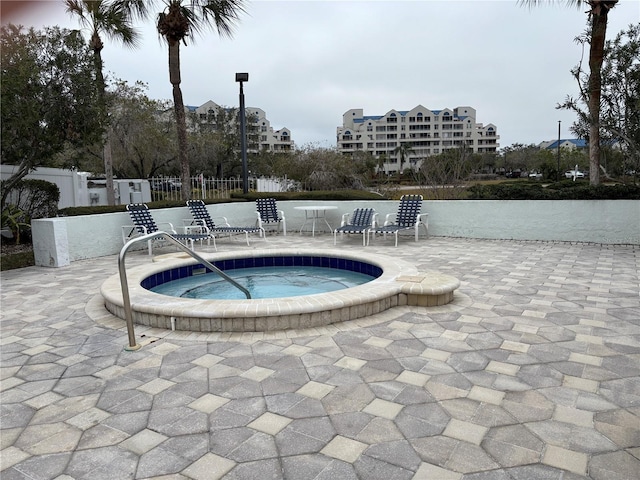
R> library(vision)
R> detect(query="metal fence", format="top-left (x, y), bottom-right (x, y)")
top-left (149, 176), bottom-right (256, 202)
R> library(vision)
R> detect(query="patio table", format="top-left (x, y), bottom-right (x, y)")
top-left (294, 205), bottom-right (338, 236)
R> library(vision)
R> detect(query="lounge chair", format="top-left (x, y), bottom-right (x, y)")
top-left (123, 203), bottom-right (214, 255)
top-left (256, 198), bottom-right (286, 235)
top-left (334, 208), bottom-right (376, 246)
top-left (371, 194), bottom-right (428, 247)
top-left (186, 200), bottom-right (264, 246)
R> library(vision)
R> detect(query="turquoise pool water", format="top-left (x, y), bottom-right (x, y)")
top-left (150, 265), bottom-right (376, 300)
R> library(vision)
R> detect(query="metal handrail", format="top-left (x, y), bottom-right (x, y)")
top-left (118, 231), bottom-right (251, 350)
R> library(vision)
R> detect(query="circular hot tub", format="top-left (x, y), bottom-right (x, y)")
top-left (100, 248), bottom-right (460, 332)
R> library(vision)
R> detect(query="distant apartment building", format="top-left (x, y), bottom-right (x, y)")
top-left (337, 105), bottom-right (499, 173)
top-left (539, 139), bottom-right (587, 151)
top-left (186, 100), bottom-right (294, 153)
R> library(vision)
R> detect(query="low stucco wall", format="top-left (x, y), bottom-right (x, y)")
top-left (31, 199), bottom-right (640, 266)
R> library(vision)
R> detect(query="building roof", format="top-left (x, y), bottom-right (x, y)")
top-left (545, 139), bottom-right (587, 149)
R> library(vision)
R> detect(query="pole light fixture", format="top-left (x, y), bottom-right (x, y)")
top-left (556, 120), bottom-right (561, 182)
top-left (236, 73), bottom-right (249, 194)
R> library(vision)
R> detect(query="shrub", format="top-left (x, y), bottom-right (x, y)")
top-left (0, 249), bottom-right (35, 271)
top-left (5, 179), bottom-right (60, 220)
top-left (468, 182), bottom-right (640, 200)
top-left (234, 190), bottom-right (387, 201)
top-left (1, 204), bottom-right (31, 244)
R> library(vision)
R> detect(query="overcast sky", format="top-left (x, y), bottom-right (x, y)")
top-left (3, 0), bottom-right (639, 149)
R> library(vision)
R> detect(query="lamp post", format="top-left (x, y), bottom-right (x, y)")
top-left (235, 73), bottom-right (249, 194)
top-left (556, 120), bottom-right (561, 181)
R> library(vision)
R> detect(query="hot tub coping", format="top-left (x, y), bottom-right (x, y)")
top-left (101, 248), bottom-right (459, 332)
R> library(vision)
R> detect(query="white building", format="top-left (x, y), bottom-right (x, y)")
top-left (538, 139), bottom-right (588, 151)
top-left (337, 105), bottom-right (499, 173)
top-left (187, 100), bottom-right (294, 153)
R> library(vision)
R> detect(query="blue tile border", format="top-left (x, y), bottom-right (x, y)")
top-left (141, 255), bottom-right (383, 290)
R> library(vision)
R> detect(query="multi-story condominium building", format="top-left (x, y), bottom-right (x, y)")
top-left (186, 100), bottom-right (294, 153)
top-left (337, 105), bottom-right (499, 173)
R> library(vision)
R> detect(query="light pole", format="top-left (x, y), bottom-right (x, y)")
top-left (236, 73), bottom-right (249, 194)
top-left (556, 120), bottom-right (561, 181)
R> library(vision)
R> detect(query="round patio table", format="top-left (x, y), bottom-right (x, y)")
top-left (294, 205), bottom-right (338, 236)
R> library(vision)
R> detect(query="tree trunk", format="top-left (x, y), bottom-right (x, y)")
top-left (587, 3), bottom-right (611, 186)
top-left (92, 38), bottom-right (116, 205)
top-left (168, 39), bottom-right (191, 201)
top-left (104, 129), bottom-right (116, 205)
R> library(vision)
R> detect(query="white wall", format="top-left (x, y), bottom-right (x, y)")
top-left (1, 165), bottom-right (83, 209)
top-left (33, 199), bottom-right (640, 265)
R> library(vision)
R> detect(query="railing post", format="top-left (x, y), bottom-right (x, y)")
top-left (118, 231), bottom-right (251, 350)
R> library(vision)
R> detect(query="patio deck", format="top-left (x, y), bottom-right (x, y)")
top-left (1, 234), bottom-right (639, 479)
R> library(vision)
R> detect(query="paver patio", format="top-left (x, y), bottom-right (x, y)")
top-left (1, 234), bottom-right (639, 479)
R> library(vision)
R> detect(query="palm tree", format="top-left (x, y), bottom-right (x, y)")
top-left (65, 0), bottom-right (148, 205)
top-left (156, 0), bottom-right (246, 201)
top-left (393, 142), bottom-right (414, 174)
top-left (520, 0), bottom-right (618, 185)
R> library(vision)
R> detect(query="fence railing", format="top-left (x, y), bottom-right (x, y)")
top-left (149, 176), bottom-right (256, 202)
top-left (149, 175), bottom-right (301, 201)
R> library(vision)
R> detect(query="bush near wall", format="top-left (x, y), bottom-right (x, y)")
top-left (1, 179), bottom-right (60, 244)
top-left (233, 190), bottom-right (387, 201)
top-left (53, 184), bottom-right (640, 217)
top-left (468, 182), bottom-right (640, 200)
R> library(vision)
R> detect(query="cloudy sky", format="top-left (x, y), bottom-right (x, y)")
top-left (3, 0), bottom-right (639, 149)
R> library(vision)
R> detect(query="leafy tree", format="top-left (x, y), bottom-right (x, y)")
top-left (273, 146), bottom-right (375, 191)
top-left (0, 25), bottom-right (102, 210)
top-left (560, 23), bottom-right (640, 179)
top-left (65, 0), bottom-right (148, 205)
top-left (417, 146), bottom-right (473, 199)
top-left (108, 80), bottom-right (177, 178)
top-left (393, 143), bottom-right (414, 174)
top-left (186, 106), bottom-right (250, 178)
top-left (499, 143), bottom-right (540, 173)
top-left (156, 0), bottom-right (246, 201)
top-left (520, 0), bottom-right (619, 185)
top-left (250, 151), bottom-right (297, 178)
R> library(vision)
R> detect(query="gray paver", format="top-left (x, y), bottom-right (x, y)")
top-left (1, 236), bottom-right (638, 479)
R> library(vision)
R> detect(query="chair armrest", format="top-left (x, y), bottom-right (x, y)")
top-left (213, 216), bottom-right (232, 228)
top-left (383, 213), bottom-right (396, 226)
top-left (121, 224), bottom-right (143, 244)
top-left (371, 213), bottom-right (379, 227)
top-left (157, 221), bottom-right (176, 234)
top-left (340, 212), bottom-right (350, 227)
